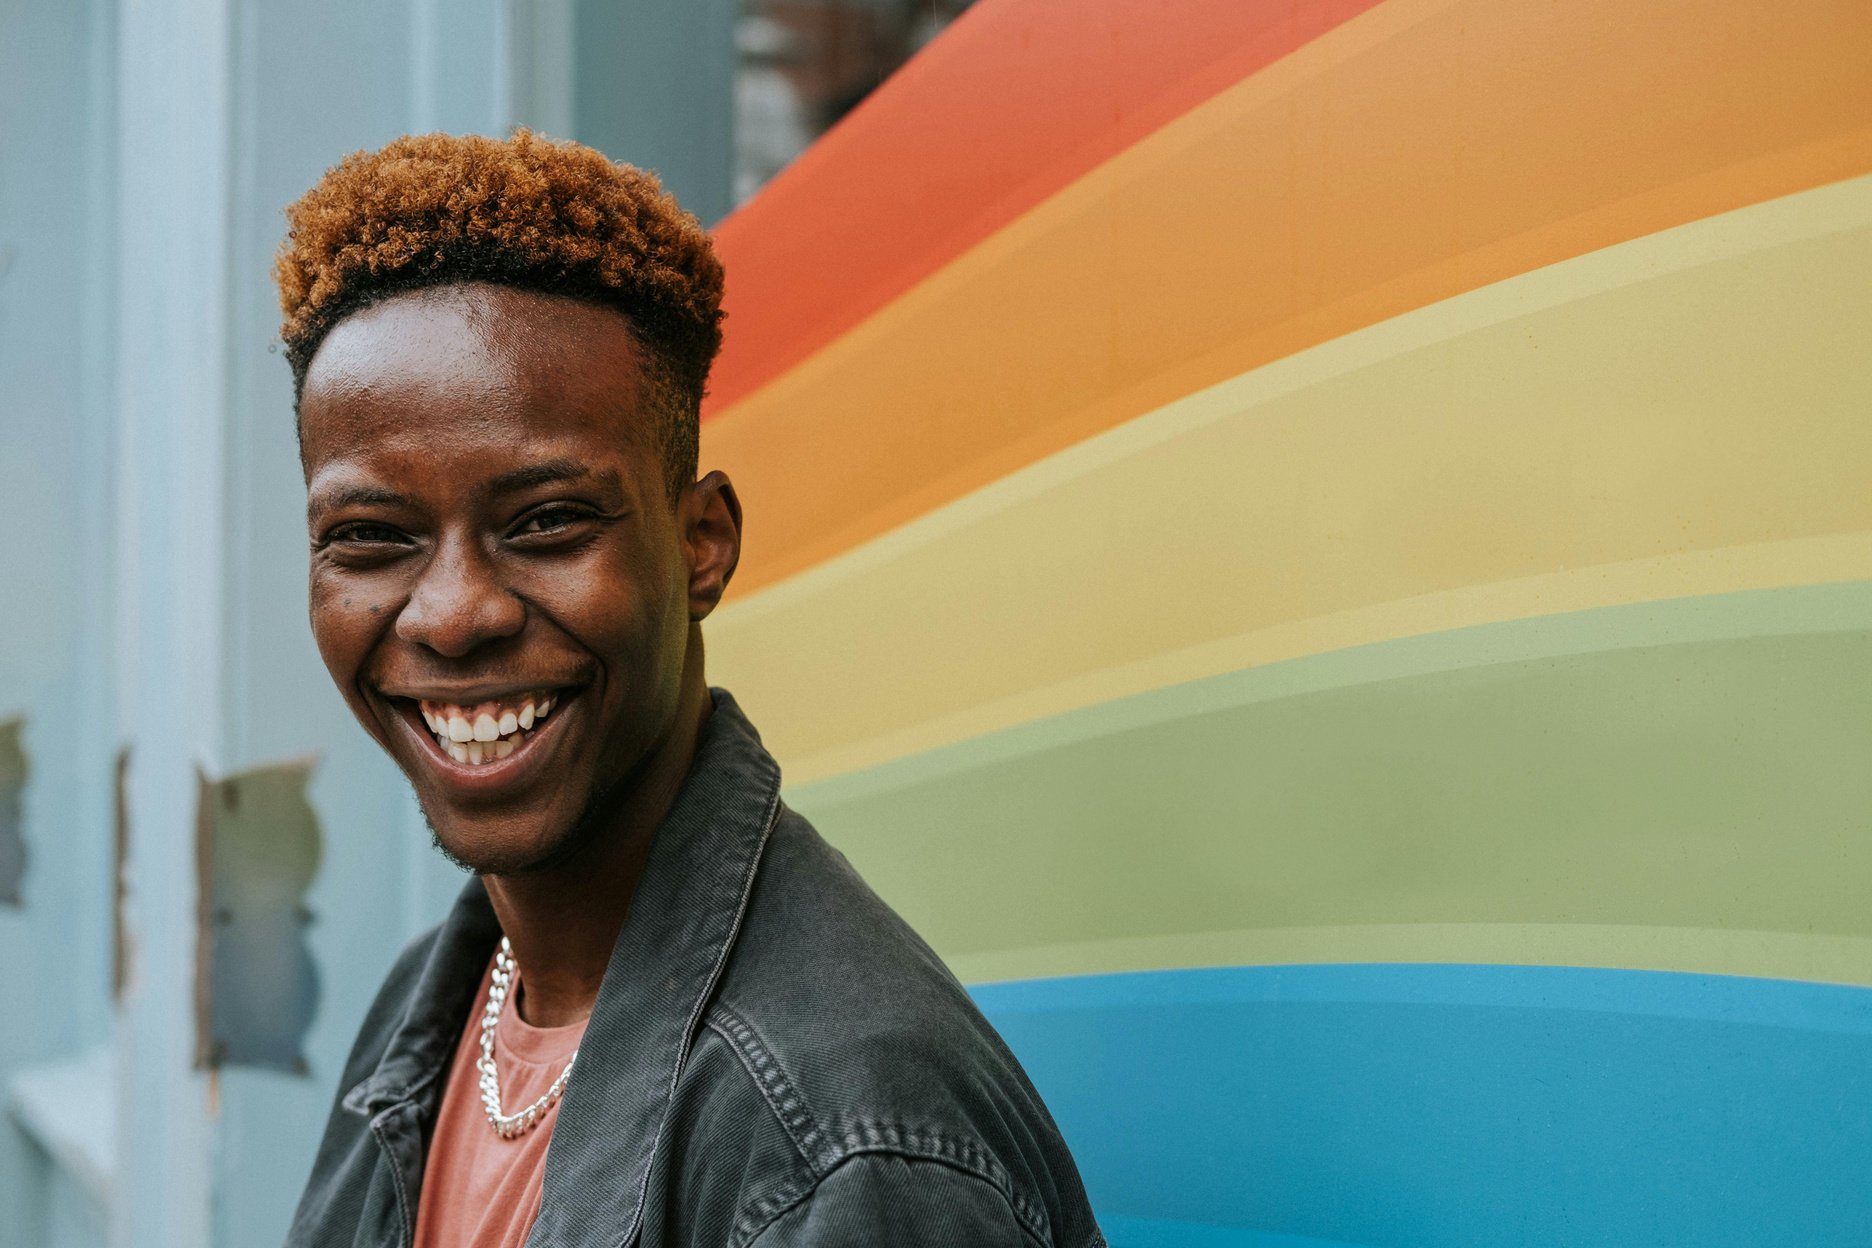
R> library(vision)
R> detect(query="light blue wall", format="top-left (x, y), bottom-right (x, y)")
top-left (0, 0), bottom-right (119, 1242)
top-left (0, 1), bottom-right (737, 1244)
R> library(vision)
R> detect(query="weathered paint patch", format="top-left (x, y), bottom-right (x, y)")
top-left (0, 717), bottom-right (28, 905)
top-left (193, 757), bottom-right (322, 1073)
top-left (112, 745), bottom-right (130, 1000)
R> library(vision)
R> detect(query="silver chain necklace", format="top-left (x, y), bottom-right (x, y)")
top-left (477, 937), bottom-right (579, 1138)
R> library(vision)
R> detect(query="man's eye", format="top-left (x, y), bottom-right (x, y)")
top-left (328, 522), bottom-right (406, 545)
top-left (512, 506), bottom-right (591, 537)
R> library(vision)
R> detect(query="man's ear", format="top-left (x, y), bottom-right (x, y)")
top-left (683, 470), bottom-right (742, 621)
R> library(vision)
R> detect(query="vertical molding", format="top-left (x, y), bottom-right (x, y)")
top-left (110, 0), bottom-right (234, 1242)
top-left (570, 0), bottom-right (737, 223)
top-left (413, 0), bottom-right (520, 138)
top-left (510, 0), bottom-right (576, 139)
top-left (81, 0), bottom-right (125, 1045)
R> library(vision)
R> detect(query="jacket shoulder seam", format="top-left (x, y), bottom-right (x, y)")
top-left (834, 1121), bottom-right (1052, 1245)
top-left (734, 1149), bottom-right (1052, 1248)
top-left (703, 1002), bottom-right (837, 1173)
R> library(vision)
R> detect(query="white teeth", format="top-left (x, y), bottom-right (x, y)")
top-left (422, 693), bottom-right (558, 765)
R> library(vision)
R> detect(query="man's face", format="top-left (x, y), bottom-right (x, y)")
top-left (299, 283), bottom-right (726, 874)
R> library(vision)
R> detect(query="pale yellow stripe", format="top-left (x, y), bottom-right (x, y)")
top-left (783, 534), bottom-right (1872, 785)
top-left (708, 175), bottom-right (1872, 785)
top-left (948, 924), bottom-right (1872, 990)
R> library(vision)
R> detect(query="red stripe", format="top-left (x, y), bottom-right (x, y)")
top-left (705, 0), bottom-right (1386, 418)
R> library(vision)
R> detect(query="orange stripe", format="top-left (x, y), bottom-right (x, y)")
top-left (705, 0), bottom-right (1872, 597)
top-left (706, 0), bottom-right (1385, 414)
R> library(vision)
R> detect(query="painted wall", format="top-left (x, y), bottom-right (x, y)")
top-left (5, 1), bottom-right (1868, 1245)
top-left (700, 1), bottom-right (1872, 1243)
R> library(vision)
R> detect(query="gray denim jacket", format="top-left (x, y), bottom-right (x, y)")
top-left (285, 690), bottom-right (1106, 1247)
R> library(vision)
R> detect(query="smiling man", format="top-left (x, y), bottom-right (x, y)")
top-left (277, 132), bottom-right (1103, 1248)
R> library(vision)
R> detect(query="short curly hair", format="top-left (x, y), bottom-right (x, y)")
top-left (275, 129), bottom-right (725, 501)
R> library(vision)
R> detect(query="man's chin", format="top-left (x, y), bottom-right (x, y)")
top-left (422, 809), bottom-right (578, 878)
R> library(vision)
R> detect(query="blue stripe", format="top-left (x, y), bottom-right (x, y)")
top-left (1097, 1215), bottom-right (1368, 1247)
top-left (973, 962), bottom-right (1872, 1034)
top-left (971, 964), bottom-right (1872, 1247)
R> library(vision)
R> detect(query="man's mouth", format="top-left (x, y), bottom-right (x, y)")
top-left (416, 691), bottom-right (559, 766)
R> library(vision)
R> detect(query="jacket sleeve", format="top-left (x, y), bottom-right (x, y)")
top-left (745, 1153), bottom-right (1038, 1247)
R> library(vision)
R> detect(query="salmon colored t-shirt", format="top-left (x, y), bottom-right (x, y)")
top-left (412, 956), bottom-right (588, 1248)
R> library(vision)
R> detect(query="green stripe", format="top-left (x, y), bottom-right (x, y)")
top-left (789, 582), bottom-right (1872, 983)
top-left (944, 924), bottom-right (1872, 987)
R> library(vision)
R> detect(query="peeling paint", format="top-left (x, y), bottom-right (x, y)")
top-left (0, 716), bottom-right (28, 905)
top-left (112, 745), bottom-right (131, 1000)
top-left (193, 756), bottom-right (322, 1073)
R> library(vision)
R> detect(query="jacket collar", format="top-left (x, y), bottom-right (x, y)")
top-left (342, 689), bottom-right (784, 1244)
top-left (339, 880), bottom-right (501, 1117)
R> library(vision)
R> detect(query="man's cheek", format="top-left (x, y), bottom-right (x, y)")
top-left (307, 612), bottom-right (358, 687)
top-left (306, 574), bottom-right (345, 651)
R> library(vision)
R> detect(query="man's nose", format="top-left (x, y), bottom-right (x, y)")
top-left (395, 535), bottom-right (525, 657)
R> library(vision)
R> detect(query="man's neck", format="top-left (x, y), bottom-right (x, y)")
top-left (481, 668), bottom-right (712, 1029)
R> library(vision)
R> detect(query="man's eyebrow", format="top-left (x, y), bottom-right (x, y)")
top-left (490, 459), bottom-right (621, 494)
top-left (306, 484), bottom-right (409, 516)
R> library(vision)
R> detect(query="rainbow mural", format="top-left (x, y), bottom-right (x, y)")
top-left (701, 1), bottom-right (1872, 1243)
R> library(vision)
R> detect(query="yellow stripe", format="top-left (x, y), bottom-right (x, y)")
top-left (774, 534), bottom-right (1872, 786)
top-left (709, 176), bottom-right (1872, 783)
top-left (948, 923), bottom-right (1872, 988)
